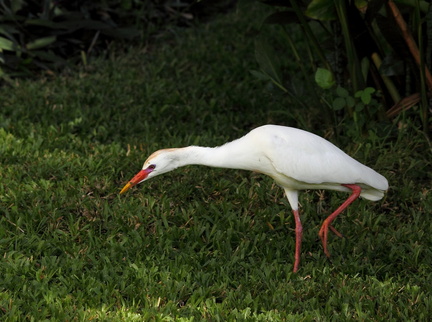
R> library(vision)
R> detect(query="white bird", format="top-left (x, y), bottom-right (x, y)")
top-left (120, 124), bottom-right (388, 272)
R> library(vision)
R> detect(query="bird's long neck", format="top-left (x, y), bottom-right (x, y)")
top-left (173, 138), bottom-right (260, 171)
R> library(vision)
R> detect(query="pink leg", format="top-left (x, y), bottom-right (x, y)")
top-left (318, 184), bottom-right (362, 257)
top-left (292, 209), bottom-right (303, 272)
top-left (329, 225), bottom-right (344, 238)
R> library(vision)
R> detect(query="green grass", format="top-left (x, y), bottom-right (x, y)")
top-left (1, 4), bottom-right (431, 321)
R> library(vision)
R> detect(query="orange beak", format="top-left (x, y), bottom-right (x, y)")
top-left (120, 169), bottom-right (151, 194)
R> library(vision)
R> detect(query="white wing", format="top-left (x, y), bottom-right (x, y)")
top-left (249, 125), bottom-right (388, 197)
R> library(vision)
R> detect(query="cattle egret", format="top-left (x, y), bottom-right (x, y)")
top-left (120, 125), bottom-right (388, 272)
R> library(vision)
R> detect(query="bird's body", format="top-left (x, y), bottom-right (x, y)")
top-left (121, 125), bottom-right (388, 272)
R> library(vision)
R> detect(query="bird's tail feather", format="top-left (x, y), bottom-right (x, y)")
top-left (360, 188), bottom-right (385, 201)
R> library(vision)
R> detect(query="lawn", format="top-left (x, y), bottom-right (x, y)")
top-left (1, 3), bottom-right (431, 321)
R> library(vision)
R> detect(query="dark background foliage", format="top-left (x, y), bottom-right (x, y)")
top-left (253, 0), bottom-right (431, 132)
top-left (0, 0), bottom-right (235, 78)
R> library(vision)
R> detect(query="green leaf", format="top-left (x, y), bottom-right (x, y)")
top-left (10, 0), bottom-right (25, 14)
top-left (364, 87), bottom-right (375, 95)
top-left (336, 86), bottom-right (349, 98)
top-left (360, 92), bottom-right (370, 104)
top-left (332, 97), bottom-right (346, 110)
top-left (360, 57), bottom-right (370, 83)
top-left (0, 37), bottom-right (16, 51)
top-left (355, 103), bottom-right (364, 112)
top-left (305, 0), bottom-right (337, 21)
top-left (346, 96), bottom-right (356, 108)
top-left (26, 36), bottom-right (57, 50)
top-left (315, 67), bottom-right (335, 89)
top-left (355, 87), bottom-right (375, 104)
top-left (254, 38), bottom-right (282, 85)
top-left (249, 70), bottom-right (271, 81)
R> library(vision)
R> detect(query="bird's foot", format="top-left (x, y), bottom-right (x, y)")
top-left (318, 223), bottom-right (331, 258)
top-left (329, 225), bottom-right (344, 238)
top-left (318, 225), bottom-right (343, 258)
top-left (318, 184), bottom-right (361, 259)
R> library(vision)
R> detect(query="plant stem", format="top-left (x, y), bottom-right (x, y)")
top-left (371, 53), bottom-right (401, 104)
top-left (288, 0), bottom-right (332, 72)
top-left (388, 0), bottom-right (432, 91)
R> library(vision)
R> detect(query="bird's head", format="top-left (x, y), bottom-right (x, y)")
top-left (120, 149), bottom-right (180, 194)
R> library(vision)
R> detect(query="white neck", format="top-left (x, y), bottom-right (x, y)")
top-left (173, 138), bottom-right (265, 172)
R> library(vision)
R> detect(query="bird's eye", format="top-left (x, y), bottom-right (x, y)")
top-left (148, 164), bottom-right (156, 170)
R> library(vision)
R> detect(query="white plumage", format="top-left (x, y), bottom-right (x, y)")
top-left (121, 125), bottom-right (388, 272)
